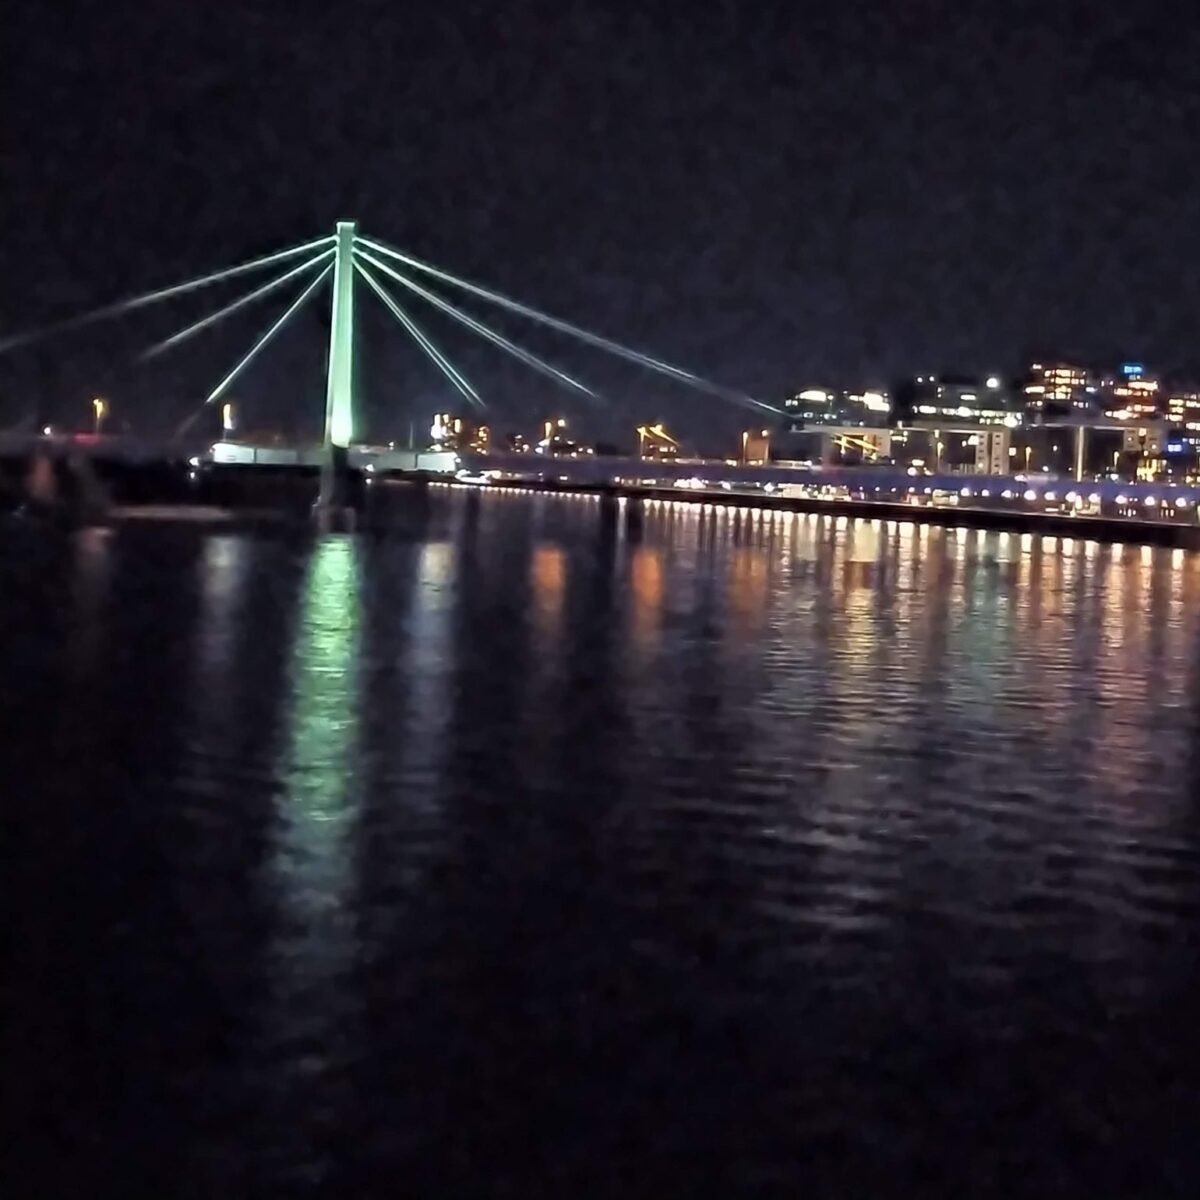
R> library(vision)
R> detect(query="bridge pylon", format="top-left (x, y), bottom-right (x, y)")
top-left (316, 219), bottom-right (357, 520)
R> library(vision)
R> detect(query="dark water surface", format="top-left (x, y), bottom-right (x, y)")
top-left (4, 489), bottom-right (1200, 1197)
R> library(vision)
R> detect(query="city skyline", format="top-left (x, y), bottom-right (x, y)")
top-left (6, 1), bottom-right (1200, 441)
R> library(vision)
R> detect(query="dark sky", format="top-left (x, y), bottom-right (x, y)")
top-left (5, 0), bottom-right (1200, 444)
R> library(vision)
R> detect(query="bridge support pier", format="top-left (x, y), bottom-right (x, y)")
top-left (975, 428), bottom-right (1011, 475)
top-left (313, 444), bottom-right (360, 531)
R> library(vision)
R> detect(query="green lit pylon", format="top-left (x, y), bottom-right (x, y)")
top-left (324, 220), bottom-right (356, 450)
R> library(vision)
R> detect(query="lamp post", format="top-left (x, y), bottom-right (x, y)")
top-left (636, 425), bottom-right (648, 459)
top-left (92, 397), bottom-right (106, 435)
top-left (741, 430), bottom-right (749, 464)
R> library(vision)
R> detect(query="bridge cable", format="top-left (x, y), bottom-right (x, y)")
top-left (140, 249), bottom-right (335, 361)
top-left (204, 261), bottom-right (334, 407)
top-left (0, 235), bottom-right (334, 355)
top-left (355, 262), bottom-right (485, 410)
top-left (356, 236), bottom-right (778, 416)
top-left (353, 248), bottom-right (601, 404)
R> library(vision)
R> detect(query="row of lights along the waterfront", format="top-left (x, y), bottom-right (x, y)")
top-left (414, 360), bottom-right (1200, 485)
top-left (32, 358), bottom-right (1200, 529)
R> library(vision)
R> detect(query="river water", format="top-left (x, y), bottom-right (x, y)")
top-left (3, 489), bottom-right (1200, 1197)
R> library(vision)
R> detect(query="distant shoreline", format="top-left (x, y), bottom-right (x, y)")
top-left (3, 456), bottom-right (1198, 548)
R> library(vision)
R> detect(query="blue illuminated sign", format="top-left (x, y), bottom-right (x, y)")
top-left (1166, 441), bottom-right (1185, 454)
top-left (1120, 362), bottom-right (1144, 378)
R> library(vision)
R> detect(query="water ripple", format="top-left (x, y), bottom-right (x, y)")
top-left (4, 495), bottom-right (1200, 1196)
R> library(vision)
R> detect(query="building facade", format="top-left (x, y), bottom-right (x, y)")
top-left (1102, 363), bottom-right (1161, 421)
top-left (1024, 362), bottom-right (1096, 413)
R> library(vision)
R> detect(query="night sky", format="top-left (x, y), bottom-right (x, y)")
top-left (5, 0), bottom-right (1200, 445)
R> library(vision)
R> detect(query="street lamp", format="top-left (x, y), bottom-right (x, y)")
top-left (221, 402), bottom-right (235, 435)
top-left (636, 425), bottom-right (648, 458)
top-left (741, 430), bottom-right (749, 464)
top-left (92, 397), bottom-right (107, 435)
top-left (1024, 445), bottom-right (1033, 473)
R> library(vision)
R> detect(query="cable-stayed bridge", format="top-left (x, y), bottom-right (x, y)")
top-left (1, 220), bottom-right (774, 515)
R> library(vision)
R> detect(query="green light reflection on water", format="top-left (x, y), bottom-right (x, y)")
top-left (275, 535), bottom-right (362, 949)
top-left (257, 535), bottom-right (364, 1179)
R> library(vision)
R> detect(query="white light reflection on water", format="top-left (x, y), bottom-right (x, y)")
top-left (69, 526), bottom-right (113, 675)
top-left (397, 540), bottom-right (457, 805)
top-left (193, 534), bottom-right (250, 703)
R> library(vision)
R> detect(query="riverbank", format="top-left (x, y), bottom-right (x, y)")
top-left (4, 455), bottom-right (1199, 547)
top-left (438, 476), bottom-right (1200, 549)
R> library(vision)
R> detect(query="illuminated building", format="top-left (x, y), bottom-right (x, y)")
top-left (1024, 362), bottom-right (1096, 412)
top-left (893, 374), bottom-right (1021, 474)
top-left (430, 412), bottom-right (463, 448)
top-left (1163, 390), bottom-right (1200, 477)
top-left (1121, 425), bottom-right (1167, 480)
top-left (776, 386), bottom-right (892, 465)
top-left (636, 423), bottom-right (679, 460)
top-left (781, 387), bottom-right (890, 437)
top-left (900, 374), bottom-right (1021, 427)
top-left (431, 412), bottom-right (490, 452)
top-left (534, 416), bottom-right (592, 457)
top-left (782, 388), bottom-right (837, 427)
top-left (1166, 390), bottom-right (1200, 430)
top-left (740, 428), bottom-right (771, 464)
top-left (1102, 362), bottom-right (1161, 421)
top-left (1103, 367), bottom-right (1167, 478)
top-left (844, 389), bottom-right (891, 421)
